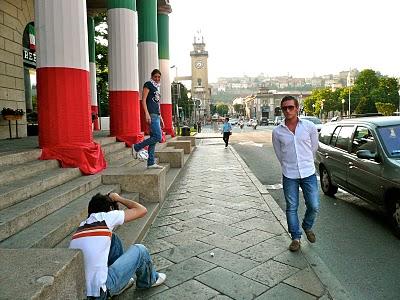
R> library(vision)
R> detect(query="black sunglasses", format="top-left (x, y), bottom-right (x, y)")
top-left (281, 105), bottom-right (295, 111)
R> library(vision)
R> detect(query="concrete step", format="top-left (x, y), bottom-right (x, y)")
top-left (176, 135), bottom-right (196, 146)
top-left (0, 159), bottom-right (59, 186)
top-left (0, 167), bottom-right (82, 210)
top-left (155, 147), bottom-right (184, 168)
top-left (0, 248), bottom-right (85, 300)
top-left (94, 136), bottom-right (116, 146)
top-left (55, 192), bottom-right (140, 249)
top-left (0, 149), bottom-right (41, 168)
top-left (101, 141), bottom-right (126, 155)
top-left (0, 174), bottom-right (102, 242)
top-left (166, 140), bottom-right (193, 154)
top-left (0, 184), bottom-right (120, 249)
top-left (108, 156), bottom-right (138, 167)
top-left (102, 161), bottom-right (168, 203)
top-left (115, 201), bottom-right (159, 248)
top-left (106, 147), bottom-right (132, 163)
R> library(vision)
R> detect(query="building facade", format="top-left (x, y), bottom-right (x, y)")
top-left (0, 0), bottom-right (174, 174)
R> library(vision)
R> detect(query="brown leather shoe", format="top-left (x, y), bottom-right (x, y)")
top-left (289, 240), bottom-right (300, 252)
top-left (304, 229), bottom-right (316, 243)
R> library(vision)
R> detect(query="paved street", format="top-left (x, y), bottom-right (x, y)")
top-left (228, 125), bottom-right (400, 300)
top-left (118, 131), bottom-right (342, 299)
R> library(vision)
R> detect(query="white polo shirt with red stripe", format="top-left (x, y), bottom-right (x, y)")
top-left (69, 210), bottom-right (125, 297)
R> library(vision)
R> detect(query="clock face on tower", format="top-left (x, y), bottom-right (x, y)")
top-left (195, 60), bottom-right (204, 69)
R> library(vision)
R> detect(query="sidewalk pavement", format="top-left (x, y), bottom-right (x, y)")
top-left (121, 138), bottom-right (349, 300)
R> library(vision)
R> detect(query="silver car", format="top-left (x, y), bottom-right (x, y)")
top-left (315, 116), bottom-right (400, 237)
top-left (299, 116), bottom-right (323, 132)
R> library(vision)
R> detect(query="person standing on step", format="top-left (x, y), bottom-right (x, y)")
top-left (69, 192), bottom-right (166, 299)
top-left (132, 69), bottom-right (164, 169)
top-left (222, 117), bottom-right (232, 148)
top-left (272, 95), bottom-right (320, 252)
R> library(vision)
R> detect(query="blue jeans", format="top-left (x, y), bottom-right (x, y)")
top-left (282, 174), bottom-right (320, 240)
top-left (90, 234), bottom-right (158, 299)
top-left (134, 114), bottom-right (162, 166)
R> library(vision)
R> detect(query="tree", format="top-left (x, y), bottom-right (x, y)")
top-left (233, 104), bottom-right (244, 116)
top-left (94, 13), bottom-right (109, 117)
top-left (210, 104), bottom-right (217, 115)
top-left (375, 102), bottom-right (397, 116)
top-left (216, 103), bottom-right (229, 116)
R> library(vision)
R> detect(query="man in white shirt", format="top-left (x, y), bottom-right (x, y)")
top-left (272, 96), bottom-right (320, 252)
top-left (70, 192), bottom-right (166, 299)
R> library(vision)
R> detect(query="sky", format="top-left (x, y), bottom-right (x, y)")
top-left (169, 0), bottom-right (400, 83)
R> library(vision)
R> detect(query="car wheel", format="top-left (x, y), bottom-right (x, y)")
top-left (389, 198), bottom-right (400, 238)
top-left (320, 166), bottom-right (338, 196)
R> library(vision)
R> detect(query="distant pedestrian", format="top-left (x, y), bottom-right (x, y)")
top-left (239, 119), bottom-right (244, 131)
top-left (222, 117), bottom-right (232, 148)
top-left (132, 69), bottom-right (164, 169)
top-left (272, 95), bottom-right (320, 252)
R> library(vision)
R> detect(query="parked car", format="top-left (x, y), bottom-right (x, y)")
top-left (274, 116), bottom-right (284, 126)
top-left (315, 116), bottom-right (400, 237)
top-left (299, 116), bottom-right (323, 132)
top-left (229, 118), bottom-right (238, 126)
top-left (247, 119), bottom-right (254, 126)
top-left (260, 117), bottom-right (271, 126)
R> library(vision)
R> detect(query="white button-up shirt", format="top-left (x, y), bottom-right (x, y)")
top-left (272, 118), bottom-right (319, 179)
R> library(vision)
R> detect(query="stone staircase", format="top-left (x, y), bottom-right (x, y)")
top-left (0, 134), bottom-right (195, 299)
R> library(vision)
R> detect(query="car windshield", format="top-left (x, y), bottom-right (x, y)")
top-left (301, 117), bottom-right (322, 124)
top-left (377, 124), bottom-right (400, 158)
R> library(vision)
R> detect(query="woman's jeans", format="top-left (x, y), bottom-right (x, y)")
top-left (282, 174), bottom-right (320, 240)
top-left (133, 114), bottom-right (162, 166)
top-left (91, 234), bottom-right (158, 299)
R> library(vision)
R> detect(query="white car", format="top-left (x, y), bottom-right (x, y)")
top-left (299, 116), bottom-right (323, 132)
top-left (246, 119), bottom-right (254, 126)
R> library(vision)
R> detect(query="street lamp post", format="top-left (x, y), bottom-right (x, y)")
top-left (341, 99), bottom-right (345, 117)
top-left (398, 89), bottom-right (400, 115)
top-left (347, 69), bottom-right (352, 117)
top-left (320, 99), bottom-right (325, 120)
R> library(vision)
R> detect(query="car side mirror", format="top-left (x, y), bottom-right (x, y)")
top-left (356, 149), bottom-right (378, 160)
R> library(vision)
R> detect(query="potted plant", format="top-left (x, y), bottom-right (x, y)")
top-left (1, 107), bottom-right (25, 120)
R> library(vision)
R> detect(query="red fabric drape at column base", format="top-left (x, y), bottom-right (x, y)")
top-left (37, 67), bottom-right (106, 174)
top-left (91, 105), bottom-right (99, 130)
top-left (40, 142), bottom-right (107, 175)
top-left (109, 91), bottom-right (144, 147)
top-left (116, 133), bottom-right (145, 148)
top-left (160, 103), bottom-right (175, 137)
top-left (37, 67), bottom-right (92, 147)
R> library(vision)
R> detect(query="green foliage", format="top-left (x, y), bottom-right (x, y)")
top-left (172, 83), bottom-right (193, 122)
top-left (210, 104), bottom-right (217, 115)
top-left (233, 104), bottom-right (245, 116)
top-left (375, 102), bottom-right (397, 116)
top-left (305, 69), bottom-right (399, 116)
top-left (94, 13), bottom-right (109, 117)
top-left (216, 103), bottom-right (229, 116)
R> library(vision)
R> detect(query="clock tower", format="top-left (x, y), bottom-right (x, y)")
top-left (190, 34), bottom-right (210, 117)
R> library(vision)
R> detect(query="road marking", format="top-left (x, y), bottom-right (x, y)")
top-left (265, 183), bottom-right (283, 190)
top-left (238, 141), bottom-right (263, 147)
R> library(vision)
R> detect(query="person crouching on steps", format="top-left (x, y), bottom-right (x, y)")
top-left (69, 192), bottom-right (166, 299)
top-left (222, 117), bottom-right (232, 148)
top-left (132, 69), bottom-right (164, 169)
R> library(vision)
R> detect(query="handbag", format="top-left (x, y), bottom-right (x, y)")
top-left (229, 132), bottom-right (232, 136)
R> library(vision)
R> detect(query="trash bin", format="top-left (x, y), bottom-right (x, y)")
top-left (181, 126), bottom-right (190, 136)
